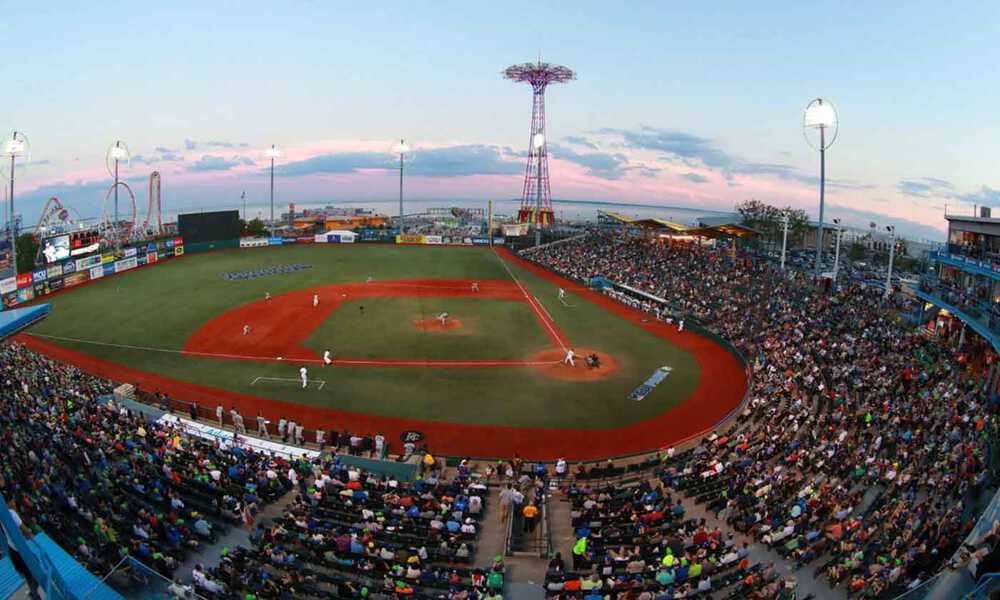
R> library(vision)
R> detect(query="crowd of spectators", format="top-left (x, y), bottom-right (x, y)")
top-left (530, 231), bottom-right (1000, 598)
top-left (0, 342), bottom-right (499, 599)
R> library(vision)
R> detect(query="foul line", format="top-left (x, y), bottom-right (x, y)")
top-left (251, 376), bottom-right (326, 390)
top-left (25, 333), bottom-right (560, 368)
top-left (492, 248), bottom-right (569, 351)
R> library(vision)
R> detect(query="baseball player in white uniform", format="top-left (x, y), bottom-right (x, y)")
top-left (564, 348), bottom-right (576, 366)
top-left (299, 366), bottom-right (308, 388)
top-left (242, 324), bottom-right (251, 336)
top-left (438, 312), bottom-right (449, 326)
top-left (312, 294), bottom-right (319, 307)
top-left (323, 349), bottom-right (333, 366)
top-left (559, 288), bottom-right (566, 301)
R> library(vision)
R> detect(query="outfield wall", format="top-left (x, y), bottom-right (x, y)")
top-left (0, 231), bottom-right (514, 311)
top-left (1, 237), bottom-right (185, 310)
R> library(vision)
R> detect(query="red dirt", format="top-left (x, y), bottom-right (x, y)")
top-left (183, 279), bottom-right (566, 362)
top-left (528, 347), bottom-right (619, 381)
top-left (413, 317), bottom-right (464, 332)
top-left (18, 249), bottom-right (748, 461)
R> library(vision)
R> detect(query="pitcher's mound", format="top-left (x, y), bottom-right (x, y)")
top-left (414, 317), bottom-right (464, 332)
top-left (528, 347), bottom-right (620, 381)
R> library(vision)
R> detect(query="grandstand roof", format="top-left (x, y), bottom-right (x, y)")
top-left (597, 210), bottom-right (759, 238)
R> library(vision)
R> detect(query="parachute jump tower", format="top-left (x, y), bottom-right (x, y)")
top-left (503, 60), bottom-right (575, 229)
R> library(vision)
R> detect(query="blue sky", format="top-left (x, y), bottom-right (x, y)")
top-left (5, 2), bottom-right (1000, 240)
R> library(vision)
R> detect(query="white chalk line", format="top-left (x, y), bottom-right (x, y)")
top-left (251, 376), bottom-right (326, 390)
top-left (492, 248), bottom-right (569, 352)
top-left (26, 333), bottom-right (560, 368)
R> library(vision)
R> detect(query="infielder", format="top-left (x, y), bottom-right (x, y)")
top-left (564, 348), bottom-right (576, 367)
top-left (299, 366), bottom-right (308, 388)
top-left (438, 312), bottom-right (449, 326)
top-left (242, 324), bottom-right (251, 336)
top-left (265, 292), bottom-right (271, 302)
top-left (558, 288), bottom-right (566, 301)
top-left (312, 293), bottom-right (319, 307)
top-left (323, 349), bottom-right (333, 366)
top-left (471, 281), bottom-right (480, 292)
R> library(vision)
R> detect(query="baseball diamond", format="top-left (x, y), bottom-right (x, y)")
top-left (18, 243), bottom-right (747, 459)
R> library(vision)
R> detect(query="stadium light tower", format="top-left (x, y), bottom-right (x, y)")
top-left (266, 145), bottom-right (281, 236)
top-left (885, 225), bottom-right (896, 298)
top-left (391, 140), bottom-right (413, 235)
top-left (532, 133), bottom-right (545, 246)
top-left (3, 132), bottom-right (29, 274)
top-left (106, 140), bottom-right (130, 243)
top-left (504, 59), bottom-right (575, 237)
top-left (803, 98), bottom-right (838, 277)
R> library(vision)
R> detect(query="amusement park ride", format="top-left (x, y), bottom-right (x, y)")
top-left (503, 59), bottom-right (575, 229)
top-left (32, 168), bottom-right (164, 262)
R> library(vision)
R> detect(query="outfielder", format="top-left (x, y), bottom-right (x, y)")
top-left (323, 349), bottom-right (333, 366)
top-left (242, 324), bottom-right (251, 336)
top-left (558, 288), bottom-right (566, 301)
top-left (312, 293), bottom-right (319, 307)
top-left (471, 281), bottom-right (480, 292)
top-left (299, 366), bottom-right (308, 388)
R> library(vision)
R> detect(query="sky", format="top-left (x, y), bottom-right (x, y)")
top-left (4, 1), bottom-right (1000, 241)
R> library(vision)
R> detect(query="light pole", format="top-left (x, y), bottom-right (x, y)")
top-left (832, 218), bottom-right (843, 285)
top-left (532, 132), bottom-right (545, 247)
top-left (3, 132), bottom-right (28, 275)
top-left (266, 145), bottom-right (281, 236)
top-left (885, 225), bottom-right (896, 298)
top-left (780, 211), bottom-right (790, 271)
top-left (106, 141), bottom-right (130, 246)
top-left (391, 140), bottom-right (412, 235)
top-left (781, 212), bottom-right (788, 271)
top-left (803, 98), bottom-right (839, 277)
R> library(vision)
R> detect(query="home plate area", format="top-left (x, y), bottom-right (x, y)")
top-left (251, 376), bottom-right (327, 390)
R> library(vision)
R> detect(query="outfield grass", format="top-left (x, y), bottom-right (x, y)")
top-left (25, 244), bottom-right (701, 429)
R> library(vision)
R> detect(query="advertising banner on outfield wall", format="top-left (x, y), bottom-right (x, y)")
top-left (174, 246), bottom-right (184, 256)
top-left (267, 237), bottom-right (284, 246)
top-left (49, 278), bottom-right (64, 291)
top-left (90, 266), bottom-right (104, 280)
top-left (240, 238), bottom-right (269, 248)
top-left (0, 277), bottom-right (15, 294)
top-left (124, 247), bottom-right (137, 258)
top-left (147, 252), bottom-right (158, 264)
top-left (62, 260), bottom-right (76, 275)
top-left (471, 237), bottom-right (490, 246)
top-left (32, 268), bottom-right (47, 282)
top-left (64, 271), bottom-right (89, 288)
top-left (16, 287), bottom-right (33, 303)
top-left (165, 238), bottom-right (175, 249)
top-left (103, 263), bottom-right (115, 277)
top-left (16, 273), bottom-right (32, 289)
top-left (101, 252), bottom-right (115, 264)
top-left (2, 292), bottom-right (17, 309)
top-left (33, 281), bottom-right (49, 297)
top-left (396, 234), bottom-right (425, 244)
top-left (76, 255), bottom-right (102, 271)
top-left (47, 263), bottom-right (63, 279)
top-left (424, 235), bottom-right (443, 245)
top-left (115, 257), bottom-right (138, 273)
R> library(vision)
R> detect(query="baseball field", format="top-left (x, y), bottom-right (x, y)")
top-left (18, 243), bottom-right (748, 459)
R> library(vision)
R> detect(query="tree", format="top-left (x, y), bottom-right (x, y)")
top-left (735, 199), bottom-right (809, 249)
top-left (15, 233), bottom-right (38, 275)
top-left (241, 218), bottom-right (267, 237)
top-left (848, 242), bottom-right (866, 262)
